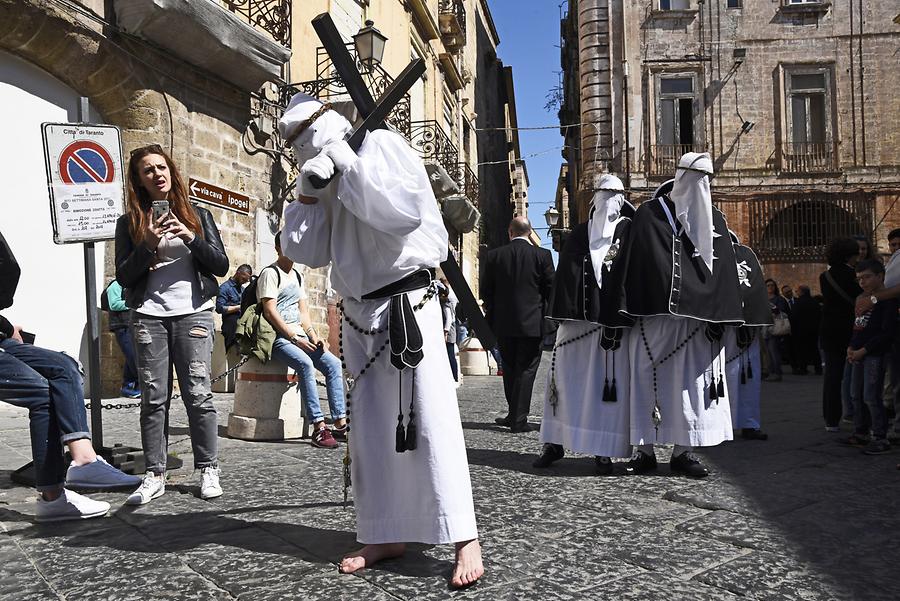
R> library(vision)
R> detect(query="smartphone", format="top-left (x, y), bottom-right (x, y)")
top-left (151, 200), bottom-right (170, 223)
top-left (19, 330), bottom-right (35, 344)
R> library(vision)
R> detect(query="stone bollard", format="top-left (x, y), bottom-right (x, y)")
top-left (459, 336), bottom-right (491, 376)
top-left (227, 357), bottom-right (310, 441)
top-left (211, 332), bottom-right (239, 393)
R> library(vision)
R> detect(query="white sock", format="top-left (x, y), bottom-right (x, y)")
top-left (673, 444), bottom-right (692, 457)
top-left (637, 444), bottom-right (654, 455)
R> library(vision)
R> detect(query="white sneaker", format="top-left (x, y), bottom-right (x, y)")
top-left (200, 466), bottom-right (222, 500)
top-left (36, 489), bottom-right (109, 522)
top-left (66, 457), bottom-right (143, 489)
top-left (125, 472), bottom-right (165, 506)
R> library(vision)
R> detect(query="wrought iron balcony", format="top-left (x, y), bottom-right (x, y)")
top-left (222, 0), bottom-right (291, 48)
top-left (280, 44), bottom-right (411, 139)
top-left (647, 143), bottom-right (705, 177)
top-left (409, 121), bottom-right (460, 181)
top-left (456, 162), bottom-right (480, 206)
top-left (438, 0), bottom-right (467, 50)
top-left (777, 141), bottom-right (836, 174)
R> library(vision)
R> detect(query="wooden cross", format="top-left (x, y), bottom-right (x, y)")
top-left (309, 13), bottom-right (497, 349)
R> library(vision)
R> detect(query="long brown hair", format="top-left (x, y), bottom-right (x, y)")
top-left (126, 144), bottom-right (203, 243)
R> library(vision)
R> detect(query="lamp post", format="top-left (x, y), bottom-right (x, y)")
top-left (544, 206), bottom-right (560, 229)
top-left (353, 20), bottom-right (388, 70)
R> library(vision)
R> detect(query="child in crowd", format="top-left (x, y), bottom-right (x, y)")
top-left (842, 259), bottom-right (898, 455)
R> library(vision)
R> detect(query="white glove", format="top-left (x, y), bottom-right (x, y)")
top-left (300, 151), bottom-right (335, 182)
top-left (323, 140), bottom-right (358, 173)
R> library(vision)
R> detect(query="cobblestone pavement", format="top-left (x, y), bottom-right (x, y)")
top-left (1, 361), bottom-right (898, 600)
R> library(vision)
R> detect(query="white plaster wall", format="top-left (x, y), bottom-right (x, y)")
top-left (0, 50), bottom-right (105, 383)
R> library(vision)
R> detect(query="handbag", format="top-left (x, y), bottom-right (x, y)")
top-left (770, 313), bottom-right (791, 337)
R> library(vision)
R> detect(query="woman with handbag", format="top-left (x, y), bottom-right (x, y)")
top-left (764, 279), bottom-right (791, 382)
top-left (819, 238), bottom-right (863, 431)
top-left (115, 144), bottom-right (230, 505)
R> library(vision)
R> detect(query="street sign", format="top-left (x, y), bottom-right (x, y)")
top-left (188, 177), bottom-right (250, 215)
top-left (41, 123), bottom-right (125, 244)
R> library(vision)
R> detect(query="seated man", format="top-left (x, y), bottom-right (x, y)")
top-left (0, 231), bottom-right (140, 522)
top-left (259, 232), bottom-right (347, 448)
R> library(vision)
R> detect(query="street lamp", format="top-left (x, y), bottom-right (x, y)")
top-left (353, 20), bottom-right (388, 69)
top-left (544, 206), bottom-right (560, 229)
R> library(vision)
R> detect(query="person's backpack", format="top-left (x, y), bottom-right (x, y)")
top-left (99, 281), bottom-right (115, 312)
top-left (239, 265), bottom-right (303, 317)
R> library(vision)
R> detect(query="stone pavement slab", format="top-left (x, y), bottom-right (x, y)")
top-left (1, 363), bottom-right (899, 600)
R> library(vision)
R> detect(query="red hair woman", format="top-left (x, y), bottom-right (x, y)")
top-left (115, 144), bottom-right (229, 505)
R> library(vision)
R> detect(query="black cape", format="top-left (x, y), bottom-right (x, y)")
top-left (616, 195), bottom-right (744, 324)
top-left (733, 243), bottom-right (773, 327)
top-left (548, 217), bottom-right (633, 328)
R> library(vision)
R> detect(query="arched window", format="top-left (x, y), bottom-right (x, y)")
top-left (750, 193), bottom-right (874, 262)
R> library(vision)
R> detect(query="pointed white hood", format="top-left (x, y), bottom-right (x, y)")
top-left (668, 152), bottom-right (717, 273)
top-left (588, 174), bottom-right (626, 288)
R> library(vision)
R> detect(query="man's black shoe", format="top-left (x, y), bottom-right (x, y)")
top-left (510, 422), bottom-right (538, 433)
top-left (595, 456), bottom-right (614, 475)
top-left (624, 451), bottom-right (657, 475)
top-left (494, 416), bottom-right (512, 427)
top-left (741, 428), bottom-right (768, 440)
top-left (532, 444), bottom-right (564, 468)
top-left (670, 452), bottom-right (709, 478)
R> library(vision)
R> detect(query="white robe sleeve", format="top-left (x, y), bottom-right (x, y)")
top-left (281, 199), bottom-right (332, 269)
top-left (336, 130), bottom-right (431, 237)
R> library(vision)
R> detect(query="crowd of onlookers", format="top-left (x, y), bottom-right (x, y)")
top-left (762, 231), bottom-right (900, 459)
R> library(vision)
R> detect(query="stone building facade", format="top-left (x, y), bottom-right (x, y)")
top-left (557, 0), bottom-right (900, 290)
top-left (0, 0), bottom-right (290, 395)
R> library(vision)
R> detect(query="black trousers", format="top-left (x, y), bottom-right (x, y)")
top-left (822, 349), bottom-right (845, 428)
top-left (791, 334), bottom-right (821, 374)
top-left (498, 336), bottom-right (543, 427)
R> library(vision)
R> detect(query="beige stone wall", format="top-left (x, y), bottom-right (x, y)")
top-left (1, 0), bottom-right (281, 395)
top-left (565, 0), bottom-right (900, 264)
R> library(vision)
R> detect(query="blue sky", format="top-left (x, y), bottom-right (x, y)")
top-left (489, 0), bottom-right (567, 253)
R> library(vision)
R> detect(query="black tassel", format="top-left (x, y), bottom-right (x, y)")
top-left (740, 363), bottom-right (746, 385)
top-left (608, 379), bottom-right (617, 403)
top-left (717, 374), bottom-right (725, 398)
top-left (395, 416), bottom-right (406, 453)
top-left (405, 412), bottom-right (417, 451)
top-left (709, 375), bottom-right (719, 400)
top-left (747, 357), bottom-right (753, 379)
top-left (602, 378), bottom-right (610, 403)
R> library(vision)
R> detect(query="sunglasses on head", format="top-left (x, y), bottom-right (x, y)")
top-left (130, 144), bottom-right (164, 157)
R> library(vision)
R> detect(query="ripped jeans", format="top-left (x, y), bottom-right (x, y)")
top-left (132, 310), bottom-right (217, 474)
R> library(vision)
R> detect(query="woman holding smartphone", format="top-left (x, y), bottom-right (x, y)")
top-left (115, 144), bottom-right (229, 505)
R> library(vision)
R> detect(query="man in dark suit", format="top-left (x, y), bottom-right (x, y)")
top-left (481, 217), bottom-right (555, 432)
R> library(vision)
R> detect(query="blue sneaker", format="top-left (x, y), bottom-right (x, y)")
top-left (120, 384), bottom-right (141, 399)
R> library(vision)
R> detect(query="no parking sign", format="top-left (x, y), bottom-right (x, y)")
top-left (41, 123), bottom-right (124, 243)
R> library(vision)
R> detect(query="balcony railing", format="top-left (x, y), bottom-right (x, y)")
top-left (456, 162), bottom-right (480, 206)
top-left (778, 141), bottom-right (836, 174)
top-left (222, 0), bottom-right (291, 48)
top-left (648, 143), bottom-right (704, 176)
top-left (409, 121), bottom-right (460, 179)
top-left (438, 0), bottom-right (467, 49)
top-left (280, 44), bottom-right (410, 139)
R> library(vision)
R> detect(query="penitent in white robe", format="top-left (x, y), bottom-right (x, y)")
top-left (540, 322), bottom-right (631, 458)
top-left (282, 129), bottom-right (477, 544)
top-left (723, 328), bottom-right (763, 430)
top-left (628, 316), bottom-right (733, 447)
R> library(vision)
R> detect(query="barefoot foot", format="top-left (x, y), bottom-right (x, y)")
top-left (450, 539), bottom-right (484, 588)
top-left (339, 543), bottom-right (406, 574)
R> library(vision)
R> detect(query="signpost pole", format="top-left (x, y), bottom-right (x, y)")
top-left (79, 96), bottom-right (104, 451)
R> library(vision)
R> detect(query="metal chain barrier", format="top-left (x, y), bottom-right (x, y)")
top-left (85, 354), bottom-right (251, 410)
